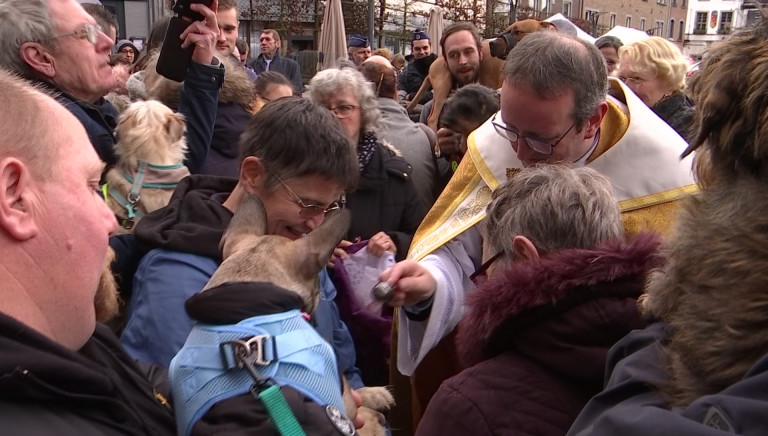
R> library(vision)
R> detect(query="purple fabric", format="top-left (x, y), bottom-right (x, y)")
top-left (328, 240), bottom-right (393, 386)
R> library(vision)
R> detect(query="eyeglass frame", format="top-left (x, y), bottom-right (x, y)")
top-left (44, 23), bottom-right (104, 45)
top-left (469, 251), bottom-right (504, 284)
top-left (274, 174), bottom-right (341, 219)
top-left (327, 104), bottom-right (359, 119)
top-left (491, 112), bottom-right (575, 156)
top-left (618, 74), bottom-right (652, 86)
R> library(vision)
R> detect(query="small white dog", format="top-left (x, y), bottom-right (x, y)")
top-left (105, 100), bottom-right (189, 233)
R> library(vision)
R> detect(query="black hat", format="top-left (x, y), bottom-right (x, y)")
top-left (412, 28), bottom-right (429, 42)
top-left (348, 34), bottom-right (369, 48)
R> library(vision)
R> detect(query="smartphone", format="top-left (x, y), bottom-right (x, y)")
top-left (156, 0), bottom-right (214, 82)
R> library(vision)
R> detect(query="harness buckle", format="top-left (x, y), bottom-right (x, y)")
top-left (126, 191), bottom-right (141, 204)
top-left (221, 335), bottom-right (273, 368)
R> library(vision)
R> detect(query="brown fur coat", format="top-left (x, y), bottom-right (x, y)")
top-left (642, 176), bottom-right (768, 407)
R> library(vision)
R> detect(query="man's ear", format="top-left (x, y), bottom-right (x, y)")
top-left (239, 156), bottom-right (266, 194)
top-left (583, 101), bottom-right (609, 140)
top-left (19, 42), bottom-right (56, 79)
top-left (512, 235), bottom-right (539, 261)
top-left (0, 158), bottom-right (39, 241)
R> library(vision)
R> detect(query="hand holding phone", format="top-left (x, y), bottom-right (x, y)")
top-left (156, 0), bottom-right (219, 82)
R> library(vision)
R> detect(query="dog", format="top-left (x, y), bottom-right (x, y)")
top-left (407, 19), bottom-right (557, 131)
top-left (201, 194), bottom-right (396, 435)
top-left (105, 100), bottom-right (190, 233)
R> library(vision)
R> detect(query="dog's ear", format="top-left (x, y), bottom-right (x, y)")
top-left (165, 112), bottom-right (186, 143)
top-left (292, 209), bottom-right (351, 280)
top-left (220, 194), bottom-right (267, 259)
top-left (541, 21), bottom-right (557, 31)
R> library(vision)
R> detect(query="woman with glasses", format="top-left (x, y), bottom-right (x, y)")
top-left (309, 67), bottom-right (426, 263)
top-left (617, 37), bottom-right (695, 140)
top-left (309, 67), bottom-right (426, 387)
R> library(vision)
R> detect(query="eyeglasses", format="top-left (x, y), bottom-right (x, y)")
top-left (46, 23), bottom-right (104, 45)
top-left (275, 175), bottom-right (341, 219)
top-left (492, 112), bottom-right (575, 155)
top-left (469, 251), bottom-right (504, 285)
top-left (618, 75), bottom-right (650, 86)
top-left (328, 104), bottom-right (359, 119)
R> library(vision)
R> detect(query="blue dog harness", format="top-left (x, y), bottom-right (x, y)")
top-left (169, 309), bottom-right (346, 436)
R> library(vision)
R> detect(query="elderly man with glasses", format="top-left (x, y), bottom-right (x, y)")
top-left (120, 97), bottom-right (367, 394)
top-left (381, 31), bottom-right (696, 415)
top-left (0, 0), bottom-right (223, 172)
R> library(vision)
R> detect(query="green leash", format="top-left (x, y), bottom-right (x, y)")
top-left (256, 385), bottom-right (307, 436)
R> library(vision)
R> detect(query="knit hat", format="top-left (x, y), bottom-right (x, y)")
top-left (348, 34), bottom-right (369, 48)
top-left (412, 28), bottom-right (429, 42)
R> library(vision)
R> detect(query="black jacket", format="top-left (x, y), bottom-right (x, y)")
top-left (346, 143), bottom-right (427, 261)
top-left (57, 93), bottom-right (119, 166)
top-left (249, 52), bottom-right (303, 94)
top-left (399, 54), bottom-right (436, 104)
top-left (652, 91), bottom-right (695, 142)
top-left (0, 313), bottom-right (176, 435)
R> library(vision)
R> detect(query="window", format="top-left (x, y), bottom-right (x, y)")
top-left (694, 11), bottom-right (707, 33)
top-left (719, 11), bottom-right (733, 34)
top-left (672, 0), bottom-right (677, 6)
top-left (669, 19), bottom-right (675, 38)
top-left (563, 1), bottom-right (571, 18)
top-left (656, 20), bottom-right (664, 36)
top-left (640, 18), bottom-right (646, 30)
top-left (657, 0), bottom-right (666, 4)
top-left (626, 16), bottom-right (632, 27)
top-left (681, 0), bottom-right (687, 6)
top-left (679, 20), bottom-right (684, 40)
top-left (610, 13), bottom-right (616, 28)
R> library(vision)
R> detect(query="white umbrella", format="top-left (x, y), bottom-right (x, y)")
top-left (318, 0), bottom-right (347, 70)
top-left (427, 6), bottom-right (444, 57)
top-left (603, 26), bottom-right (650, 45)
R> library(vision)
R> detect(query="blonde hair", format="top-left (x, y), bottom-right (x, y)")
top-left (619, 37), bottom-right (688, 92)
top-left (372, 48), bottom-right (393, 61)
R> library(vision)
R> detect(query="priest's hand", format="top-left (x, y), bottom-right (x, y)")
top-left (379, 260), bottom-right (437, 307)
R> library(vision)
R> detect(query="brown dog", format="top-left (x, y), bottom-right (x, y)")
top-left (204, 195), bottom-right (395, 435)
top-left (407, 19), bottom-right (557, 131)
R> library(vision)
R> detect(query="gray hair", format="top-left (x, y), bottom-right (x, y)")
top-left (504, 31), bottom-right (608, 130)
top-left (308, 67), bottom-right (381, 134)
top-left (0, 0), bottom-right (55, 78)
top-left (481, 164), bottom-right (623, 256)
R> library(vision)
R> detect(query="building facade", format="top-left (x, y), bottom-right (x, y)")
top-left (683, 0), bottom-right (763, 58)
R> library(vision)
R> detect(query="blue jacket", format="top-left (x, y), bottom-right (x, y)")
top-left (249, 52), bottom-right (303, 94)
top-left (120, 175), bottom-right (363, 388)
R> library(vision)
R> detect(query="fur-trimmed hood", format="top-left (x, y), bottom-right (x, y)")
top-left (458, 234), bottom-right (662, 369)
top-left (144, 53), bottom-right (253, 110)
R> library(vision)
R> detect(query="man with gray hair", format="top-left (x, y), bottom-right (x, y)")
top-left (0, 0), bottom-right (223, 171)
top-left (417, 165), bottom-right (657, 435)
top-left (383, 31), bottom-right (696, 380)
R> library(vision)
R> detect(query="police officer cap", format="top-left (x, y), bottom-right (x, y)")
top-left (412, 29), bottom-right (429, 42)
top-left (348, 34), bottom-right (369, 48)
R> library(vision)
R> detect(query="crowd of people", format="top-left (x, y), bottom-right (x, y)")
top-left (1, 0), bottom-right (768, 435)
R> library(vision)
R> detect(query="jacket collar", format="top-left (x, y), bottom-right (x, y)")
top-left (185, 281), bottom-right (305, 325)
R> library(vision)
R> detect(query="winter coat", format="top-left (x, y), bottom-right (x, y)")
top-left (345, 140), bottom-right (427, 261)
top-left (249, 52), bottom-right (304, 94)
top-left (0, 313), bottom-right (176, 435)
top-left (399, 54), bottom-right (436, 104)
top-left (416, 235), bottom-right (661, 436)
top-left (57, 91), bottom-right (119, 166)
top-left (377, 97), bottom-right (439, 209)
top-left (120, 175), bottom-right (363, 387)
top-left (651, 91), bottom-right (695, 142)
top-left (146, 55), bottom-right (251, 177)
